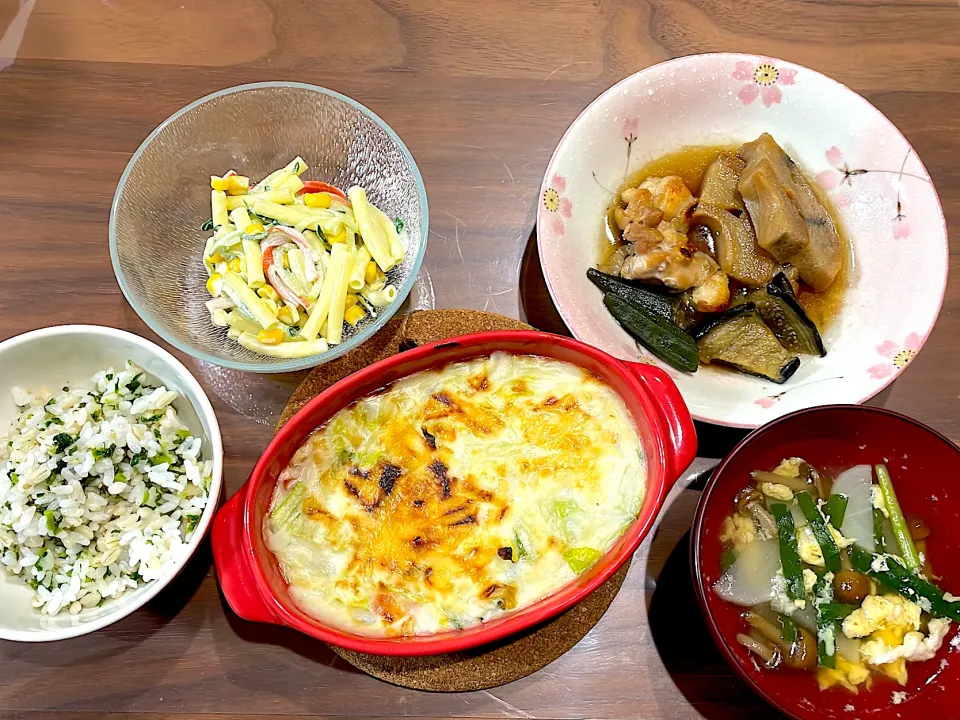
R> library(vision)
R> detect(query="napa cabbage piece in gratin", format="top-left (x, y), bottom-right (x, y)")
top-left (264, 352), bottom-right (646, 636)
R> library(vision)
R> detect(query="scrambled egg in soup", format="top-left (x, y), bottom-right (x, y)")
top-left (265, 353), bottom-right (646, 636)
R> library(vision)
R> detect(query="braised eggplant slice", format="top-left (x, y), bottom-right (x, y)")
top-left (694, 304), bottom-right (800, 384)
top-left (749, 272), bottom-right (826, 357)
top-left (692, 301), bottom-right (756, 340)
top-left (672, 291), bottom-right (698, 330)
top-left (587, 268), bottom-right (696, 330)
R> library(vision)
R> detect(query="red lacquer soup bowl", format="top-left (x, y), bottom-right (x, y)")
top-left (212, 330), bottom-right (696, 656)
top-left (692, 406), bottom-right (960, 719)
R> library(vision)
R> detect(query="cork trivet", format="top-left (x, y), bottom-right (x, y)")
top-left (330, 561), bottom-right (629, 692)
top-left (276, 309), bottom-right (631, 691)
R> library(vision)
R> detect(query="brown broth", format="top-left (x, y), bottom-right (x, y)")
top-left (623, 144), bottom-right (738, 196)
top-left (599, 143), bottom-right (851, 331)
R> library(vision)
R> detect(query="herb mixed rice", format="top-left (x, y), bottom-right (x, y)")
top-left (0, 362), bottom-right (212, 615)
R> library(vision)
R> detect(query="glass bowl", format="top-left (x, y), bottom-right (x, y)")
top-left (110, 82), bottom-right (428, 373)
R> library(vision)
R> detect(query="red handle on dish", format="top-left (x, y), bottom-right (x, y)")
top-left (211, 485), bottom-right (279, 625)
top-left (624, 361), bottom-right (697, 486)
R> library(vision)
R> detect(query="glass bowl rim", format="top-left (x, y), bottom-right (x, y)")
top-left (108, 81), bottom-right (429, 373)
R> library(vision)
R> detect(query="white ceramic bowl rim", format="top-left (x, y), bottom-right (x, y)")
top-left (537, 52), bottom-right (949, 428)
top-left (0, 325), bottom-right (224, 641)
top-left (108, 81), bottom-right (430, 373)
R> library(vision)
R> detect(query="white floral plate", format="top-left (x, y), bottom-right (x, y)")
top-left (537, 53), bottom-right (948, 428)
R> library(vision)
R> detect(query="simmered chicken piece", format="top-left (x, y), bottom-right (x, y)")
top-left (615, 176), bottom-right (729, 311)
top-left (639, 176), bottom-right (697, 221)
top-left (691, 266), bottom-right (732, 313)
top-left (614, 187), bottom-right (664, 234)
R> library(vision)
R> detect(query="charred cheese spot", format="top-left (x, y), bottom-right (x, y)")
top-left (373, 590), bottom-right (404, 623)
top-left (431, 391), bottom-right (453, 408)
top-left (467, 373), bottom-right (490, 392)
top-left (429, 460), bottom-right (453, 499)
top-left (421, 427), bottom-right (437, 449)
top-left (265, 353), bottom-right (646, 638)
top-left (379, 464), bottom-right (401, 496)
top-left (482, 583), bottom-right (517, 609)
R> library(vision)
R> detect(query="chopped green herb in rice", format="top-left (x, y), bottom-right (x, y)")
top-left (0, 362), bottom-right (212, 615)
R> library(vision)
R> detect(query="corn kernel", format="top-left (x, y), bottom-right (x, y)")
top-left (330, 228), bottom-right (347, 244)
top-left (262, 298), bottom-right (279, 316)
top-left (364, 260), bottom-right (377, 285)
top-left (257, 328), bottom-right (285, 345)
top-left (210, 175), bottom-right (230, 191)
top-left (257, 285), bottom-right (279, 302)
top-left (344, 293), bottom-right (358, 309)
top-left (228, 257), bottom-right (242, 273)
top-left (277, 305), bottom-right (299, 325)
top-left (226, 175), bottom-right (249, 195)
top-left (206, 274), bottom-right (223, 297)
top-left (245, 223), bottom-right (265, 236)
top-left (303, 192), bottom-right (332, 209)
top-left (209, 251), bottom-right (224, 264)
top-left (344, 305), bottom-right (366, 327)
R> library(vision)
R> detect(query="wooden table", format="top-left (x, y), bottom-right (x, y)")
top-left (1, 1), bottom-right (957, 718)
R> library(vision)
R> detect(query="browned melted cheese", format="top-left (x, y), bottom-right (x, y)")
top-left (265, 353), bottom-right (646, 636)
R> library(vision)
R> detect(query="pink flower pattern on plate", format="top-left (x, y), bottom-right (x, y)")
top-left (542, 174), bottom-right (572, 237)
top-left (867, 332), bottom-right (922, 379)
top-left (732, 60), bottom-right (796, 107)
top-left (815, 146), bottom-right (845, 191)
top-left (893, 218), bottom-right (911, 240)
top-left (815, 146), bottom-right (854, 210)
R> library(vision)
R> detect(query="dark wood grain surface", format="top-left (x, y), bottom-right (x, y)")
top-left (0, 1), bottom-right (958, 718)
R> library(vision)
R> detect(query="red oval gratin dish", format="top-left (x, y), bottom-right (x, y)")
top-left (692, 405), bottom-right (960, 719)
top-left (211, 329), bottom-right (696, 656)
